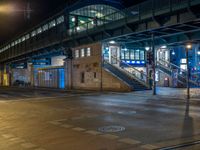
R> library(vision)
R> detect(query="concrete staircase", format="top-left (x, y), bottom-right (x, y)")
top-left (103, 62), bottom-right (150, 91)
top-left (157, 59), bottom-right (199, 87)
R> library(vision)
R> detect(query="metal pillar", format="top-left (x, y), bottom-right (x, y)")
top-left (186, 48), bottom-right (190, 99)
top-left (152, 34), bottom-right (156, 95)
top-left (100, 52), bottom-right (103, 92)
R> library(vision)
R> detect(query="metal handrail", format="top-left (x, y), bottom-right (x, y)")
top-left (158, 59), bottom-right (187, 73)
top-left (157, 59), bottom-right (199, 86)
top-left (104, 60), bottom-right (150, 88)
top-left (104, 56), bottom-right (150, 87)
top-left (157, 59), bottom-right (187, 80)
top-left (111, 56), bottom-right (148, 78)
top-left (158, 59), bottom-right (199, 78)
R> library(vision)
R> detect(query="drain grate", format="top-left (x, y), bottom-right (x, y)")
top-left (98, 125), bottom-right (125, 133)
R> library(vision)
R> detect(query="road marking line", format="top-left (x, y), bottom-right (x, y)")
top-left (60, 124), bottom-right (73, 128)
top-left (72, 127), bottom-right (86, 131)
top-left (85, 130), bottom-right (102, 135)
top-left (54, 118), bottom-right (68, 122)
top-left (49, 121), bottom-right (62, 125)
top-left (9, 137), bottom-right (25, 144)
top-left (1, 134), bottom-right (15, 139)
top-left (100, 134), bottom-right (119, 140)
top-left (21, 143), bottom-right (37, 149)
top-left (118, 138), bottom-right (141, 145)
top-left (34, 148), bottom-right (46, 150)
top-left (0, 126), bottom-right (13, 130)
top-left (71, 116), bottom-right (83, 120)
top-left (141, 144), bottom-right (158, 150)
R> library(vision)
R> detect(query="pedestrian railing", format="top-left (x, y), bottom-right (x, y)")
top-left (103, 56), bottom-right (150, 88)
top-left (157, 59), bottom-right (199, 86)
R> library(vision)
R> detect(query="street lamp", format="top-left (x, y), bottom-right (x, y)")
top-left (186, 44), bottom-right (192, 99)
top-left (145, 46), bottom-right (150, 51)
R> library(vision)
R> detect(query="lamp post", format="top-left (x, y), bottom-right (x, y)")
top-left (186, 44), bottom-right (192, 99)
top-left (152, 34), bottom-right (156, 95)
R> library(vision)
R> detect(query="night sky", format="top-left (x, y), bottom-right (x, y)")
top-left (0, 0), bottom-right (145, 45)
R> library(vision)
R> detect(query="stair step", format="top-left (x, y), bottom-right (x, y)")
top-left (104, 63), bottom-right (148, 91)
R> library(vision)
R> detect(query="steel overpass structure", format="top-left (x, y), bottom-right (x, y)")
top-left (0, 0), bottom-right (200, 64)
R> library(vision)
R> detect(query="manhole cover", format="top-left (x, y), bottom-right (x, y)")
top-left (98, 125), bottom-right (125, 133)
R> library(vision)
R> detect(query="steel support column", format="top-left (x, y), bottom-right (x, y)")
top-left (152, 34), bottom-right (156, 95)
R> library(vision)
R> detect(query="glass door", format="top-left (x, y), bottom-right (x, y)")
top-left (109, 46), bottom-right (120, 66)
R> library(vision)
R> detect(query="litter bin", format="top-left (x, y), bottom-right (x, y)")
top-left (164, 77), bottom-right (169, 87)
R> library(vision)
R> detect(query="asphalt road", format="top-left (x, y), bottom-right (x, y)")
top-left (0, 87), bottom-right (200, 150)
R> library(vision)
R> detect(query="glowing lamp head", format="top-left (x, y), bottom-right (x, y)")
top-left (145, 47), bottom-right (150, 51)
top-left (109, 41), bottom-right (116, 44)
top-left (186, 44), bottom-right (192, 49)
top-left (161, 45), bottom-right (167, 49)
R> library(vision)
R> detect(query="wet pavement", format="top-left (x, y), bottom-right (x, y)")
top-left (0, 87), bottom-right (200, 150)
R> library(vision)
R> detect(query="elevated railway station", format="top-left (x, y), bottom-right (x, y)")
top-left (0, 0), bottom-right (200, 91)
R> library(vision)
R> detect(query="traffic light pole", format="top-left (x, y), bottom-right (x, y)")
top-left (152, 34), bottom-right (156, 95)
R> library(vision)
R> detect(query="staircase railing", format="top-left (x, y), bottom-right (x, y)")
top-left (103, 57), bottom-right (150, 88)
top-left (157, 59), bottom-right (199, 86)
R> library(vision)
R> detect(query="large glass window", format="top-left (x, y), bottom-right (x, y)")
top-left (135, 50), bottom-right (140, 60)
top-left (31, 30), bottom-right (36, 37)
top-left (22, 36), bottom-right (26, 42)
top-left (57, 16), bottom-right (64, 24)
top-left (49, 20), bottom-right (56, 29)
top-left (140, 51), bottom-right (145, 60)
top-left (18, 38), bottom-right (22, 44)
top-left (81, 48), bottom-right (85, 57)
top-left (75, 50), bottom-right (79, 58)
top-left (25, 34), bottom-right (30, 40)
top-left (130, 50), bottom-right (135, 60)
top-left (121, 51), bottom-right (125, 59)
top-left (86, 47), bottom-right (91, 56)
top-left (37, 27), bottom-right (42, 34)
top-left (125, 51), bottom-right (130, 59)
top-left (42, 24), bottom-right (48, 31)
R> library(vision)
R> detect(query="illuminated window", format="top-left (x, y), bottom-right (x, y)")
top-left (18, 38), bottom-right (22, 43)
top-left (81, 48), bottom-right (85, 57)
top-left (135, 50), bottom-right (140, 60)
top-left (31, 31), bottom-right (36, 37)
top-left (22, 36), bottom-right (26, 42)
top-left (140, 51), bottom-right (145, 60)
top-left (42, 24), bottom-right (48, 31)
top-left (11, 42), bottom-right (14, 47)
top-left (180, 59), bottom-right (186, 64)
top-left (180, 64), bottom-right (187, 70)
top-left (130, 50), bottom-right (135, 60)
top-left (125, 51), bottom-right (130, 59)
top-left (57, 16), bottom-right (64, 24)
top-left (121, 51), bottom-right (125, 59)
top-left (37, 27), bottom-right (42, 34)
top-left (49, 20), bottom-right (56, 29)
top-left (86, 47), bottom-right (91, 56)
top-left (75, 50), bottom-right (79, 58)
top-left (25, 34), bottom-right (30, 40)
